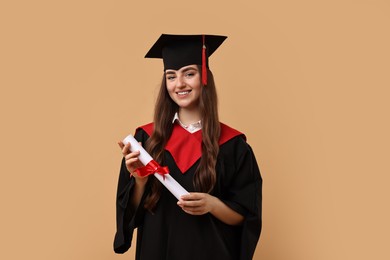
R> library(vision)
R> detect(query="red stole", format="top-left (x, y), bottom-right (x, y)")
top-left (137, 122), bottom-right (245, 174)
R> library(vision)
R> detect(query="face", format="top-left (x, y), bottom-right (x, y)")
top-left (165, 65), bottom-right (202, 111)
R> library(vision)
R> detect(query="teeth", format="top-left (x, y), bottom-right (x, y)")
top-left (177, 91), bottom-right (190, 95)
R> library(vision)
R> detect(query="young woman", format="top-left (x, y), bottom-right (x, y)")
top-left (114, 34), bottom-right (262, 260)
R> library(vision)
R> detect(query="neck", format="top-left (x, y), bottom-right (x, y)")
top-left (178, 108), bottom-right (201, 125)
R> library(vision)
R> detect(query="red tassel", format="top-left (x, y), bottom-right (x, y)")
top-left (202, 35), bottom-right (207, 85)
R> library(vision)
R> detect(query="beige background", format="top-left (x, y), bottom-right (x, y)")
top-left (1, 0), bottom-right (389, 259)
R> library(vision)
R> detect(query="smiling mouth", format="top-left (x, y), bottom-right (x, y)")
top-left (176, 90), bottom-right (192, 96)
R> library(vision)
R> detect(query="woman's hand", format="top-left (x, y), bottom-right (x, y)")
top-left (177, 193), bottom-right (217, 215)
top-left (178, 192), bottom-right (244, 225)
top-left (118, 141), bottom-right (148, 184)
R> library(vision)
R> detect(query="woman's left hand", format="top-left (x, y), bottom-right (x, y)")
top-left (177, 193), bottom-right (217, 215)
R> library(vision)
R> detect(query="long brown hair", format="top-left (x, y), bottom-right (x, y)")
top-left (144, 67), bottom-right (221, 211)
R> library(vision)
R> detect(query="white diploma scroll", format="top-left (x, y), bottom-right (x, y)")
top-left (123, 135), bottom-right (189, 200)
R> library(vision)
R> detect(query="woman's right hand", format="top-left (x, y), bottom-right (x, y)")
top-left (118, 141), bottom-right (149, 184)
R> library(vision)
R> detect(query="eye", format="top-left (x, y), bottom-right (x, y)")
top-left (185, 71), bottom-right (195, 77)
top-left (166, 75), bottom-right (176, 81)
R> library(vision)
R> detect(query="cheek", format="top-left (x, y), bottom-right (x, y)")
top-left (166, 85), bottom-right (176, 100)
top-left (187, 79), bottom-right (200, 91)
top-left (192, 81), bottom-right (202, 92)
top-left (166, 83), bottom-right (175, 93)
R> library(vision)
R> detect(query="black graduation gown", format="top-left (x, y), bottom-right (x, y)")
top-left (114, 124), bottom-right (262, 260)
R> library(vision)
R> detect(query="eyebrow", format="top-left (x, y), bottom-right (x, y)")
top-left (181, 67), bottom-right (197, 73)
top-left (166, 66), bottom-right (198, 74)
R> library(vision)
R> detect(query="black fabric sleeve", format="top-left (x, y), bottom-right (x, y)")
top-left (238, 145), bottom-right (262, 260)
top-left (113, 129), bottom-right (150, 254)
top-left (221, 139), bottom-right (262, 260)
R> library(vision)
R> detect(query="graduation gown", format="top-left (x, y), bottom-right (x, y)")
top-left (114, 122), bottom-right (262, 260)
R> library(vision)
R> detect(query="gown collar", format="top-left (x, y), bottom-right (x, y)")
top-left (137, 122), bottom-right (245, 174)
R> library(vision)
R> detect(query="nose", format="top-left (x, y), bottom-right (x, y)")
top-left (175, 75), bottom-right (185, 88)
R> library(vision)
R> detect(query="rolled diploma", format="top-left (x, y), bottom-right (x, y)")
top-left (123, 135), bottom-right (189, 200)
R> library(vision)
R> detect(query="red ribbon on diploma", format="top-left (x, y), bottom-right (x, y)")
top-left (134, 160), bottom-right (169, 179)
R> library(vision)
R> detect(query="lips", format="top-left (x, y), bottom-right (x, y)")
top-left (176, 90), bottom-right (192, 96)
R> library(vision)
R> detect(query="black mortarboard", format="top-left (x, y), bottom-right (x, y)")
top-left (145, 34), bottom-right (227, 85)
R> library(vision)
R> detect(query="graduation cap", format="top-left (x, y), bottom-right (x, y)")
top-left (145, 34), bottom-right (227, 85)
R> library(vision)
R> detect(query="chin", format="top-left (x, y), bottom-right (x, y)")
top-left (176, 103), bottom-right (190, 109)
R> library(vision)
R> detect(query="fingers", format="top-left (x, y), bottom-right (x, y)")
top-left (124, 150), bottom-right (140, 160)
top-left (122, 142), bottom-right (131, 156)
top-left (119, 142), bottom-right (139, 159)
top-left (117, 140), bottom-right (143, 173)
top-left (180, 193), bottom-right (204, 201)
top-left (118, 141), bottom-right (143, 155)
top-left (117, 141), bottom-right (129, 154)
top-left (177, 193), bottom-right (207, 215)
top-left (125, 157), bottom-right (139, 167)
top-left (181, 208), bottom-right (206, 215)
top-left (178, 198), bottom-right (203, 207)
top-left (178, 203), bottom-right (208, 215)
